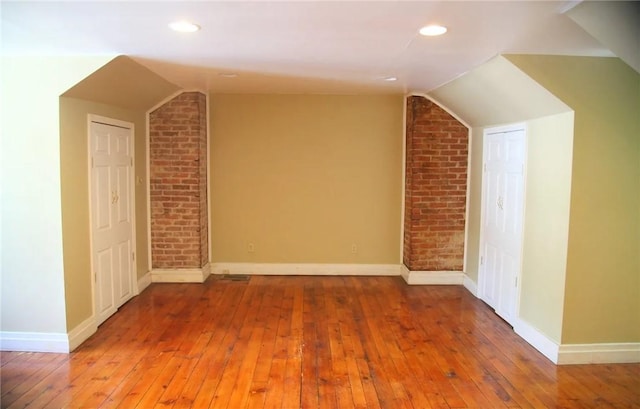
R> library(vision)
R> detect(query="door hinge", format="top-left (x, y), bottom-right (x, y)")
top-left (94, 272), bottom-right (97, 283)
top-left (132, 252), bottom-right (135, 261)
top-left (515, 276), bottom-right (518, 287)
top-left (484, 163), bottom-right (487, 172)
top-left (130, 157), bottom-right (133, 166)
top-left (480, 256), bottom-right (484, 265)
top-left (91, 157), bottom-right (94, 168)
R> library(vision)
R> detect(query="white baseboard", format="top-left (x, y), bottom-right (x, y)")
top-left (137, 271), bottom-right (152, 293)
top-left (211, 263), bottom-right (401, 276)
top-left (557, 343), bottom-right (640, 364)
top-left (513, 319), bottom-right (560, 364)
top-left (400, 264), bottom-right (410, 281)
top-left (466, 285), bottom-right (639, 366)
top-left (67, 316), bottom-right (97, 352)
top-left (0, 331), bottom-right (69, 353)
top-left (401, 268), bottom-right (464, 285)
top-left (462, 274), bottom-right (478, 296)
top-left (151, 267), bottom-right (209, 283)
top-left (202, 262), bottom-right (211, 279)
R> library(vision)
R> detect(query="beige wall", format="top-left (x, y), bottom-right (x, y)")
top-left (519, 112), bottom-right (574, 343)
top-left (508, 55), bottom-right (640, 344)
top-left (60, 97), bottom-right (148, 330)
top-left (210, 94), bottom-right (403, 264)
top-left (434, 56), bottom-right (575, 344)
top-left (57, 56), bottom-right (178, 333)
top-left (464, 127), bottom-right (483, 282)
top-left (1, 56), bottom-right (115, 336)
top-left (464, 113), bottom-right (574, 344)
top-left (434, 54), bottom-right (639, 345)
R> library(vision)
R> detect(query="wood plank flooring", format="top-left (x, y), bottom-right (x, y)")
top-left (1, 275), bottom-right (639, 408)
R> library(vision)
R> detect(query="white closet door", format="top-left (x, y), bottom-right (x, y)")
top-left (90, 119), bottom-right (134, 326)
top-left (479, 126), bottom-right (526, 325)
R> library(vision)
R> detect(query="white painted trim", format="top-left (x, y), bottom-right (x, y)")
top-left (462, 274), bottom-right (478, 296)
top-left (137, 271), bottom-right (152, 293)
top-left (513, 319), bottom-right (640, 365)
top-left (0, 332), bottom-right (69, 353)
top-left (148, 88), bottom-right (208, 113)
top-left (400, 264), bottom-right (466, 285)
top-left (67, 316), bottom-right (97, 352)
top-left (151, 268), bottom-right (208, 283)
top-left (145, 106), bottom-right (153, 285)
top-left (89, 114), bottom-right (134, 130)
top-left (400, 264), bottom-right (411, 282)
top-left (400, 96), bottom-right (407, 263)
top-left (411, 92), bottom-right (472, 129)
top-left (557, 343), bottom-right (640, 365)
top-left (202, 262), bottom-right (211, 279)
top-left (462, 127), bottom-right (472, 274)
top-left (484, 122), bottom-right (528, 136)
top-left (211, 263), bottom-right (401, 277)
top-left (402, 270), bottom-right (465, 285)
top-left (205, 92), bottom-right (213, 269)
top-left (131, 121), bottom-right (139, 293)
top-left (513, 319), bottom-right (560, 364)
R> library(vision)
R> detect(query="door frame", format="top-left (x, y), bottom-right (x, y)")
top-left (87, 114), bottom-right (137, 324)
top-left (477, 122), bottom-right (527, 324)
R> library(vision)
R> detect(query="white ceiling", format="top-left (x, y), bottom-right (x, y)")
top-left (0, 1), bottom-right (626, 94)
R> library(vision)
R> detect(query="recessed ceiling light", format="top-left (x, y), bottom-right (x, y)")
top-left (169, 21), bottom-right (201, 33)
top-left (218, 73), bottom-right (238, 78)
top-left (419, 25), bottom-right (447, 36)
top-left (383, 76), bottom-right (398, 82)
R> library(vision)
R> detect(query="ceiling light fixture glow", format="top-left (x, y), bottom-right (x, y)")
top-left (419, 25), bottom-right (447, 36)
top-left (383, 76), bottom-right (398, 82)
top-left (169, 21), bottom-right (201, 33)
top-left (218, 73), bottom-right (238, 78)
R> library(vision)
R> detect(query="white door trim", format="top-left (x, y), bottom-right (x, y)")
top-left (478, 122), bottom-right (527, 325)
top-left (88, 114), bottom-right (136, 326)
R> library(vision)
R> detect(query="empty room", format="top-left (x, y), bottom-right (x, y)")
top-left (1, 1), bottom-right (639, 408)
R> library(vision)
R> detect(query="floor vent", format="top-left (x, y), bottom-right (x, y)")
top-left (219, 274), bottom-right (251, 282)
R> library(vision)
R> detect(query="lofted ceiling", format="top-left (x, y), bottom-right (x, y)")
top-left (1, 1), bottom-right (635, 94)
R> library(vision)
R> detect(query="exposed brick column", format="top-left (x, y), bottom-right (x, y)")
top-left (404, 96), bottom-right (468, 271)
top-left (149, 92), bottom-right (208, 269)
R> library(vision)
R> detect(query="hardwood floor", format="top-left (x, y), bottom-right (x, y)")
top-left (1, 275), bottom-right (639, 408)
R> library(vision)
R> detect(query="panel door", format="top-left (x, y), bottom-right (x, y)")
top-left (90, 120), bottom-right (134, 326)
top-left (112, 128), bottom-right (133, 307)
top-left (479, 127), bottom-right (526, 325)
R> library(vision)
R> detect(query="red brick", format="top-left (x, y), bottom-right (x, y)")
top-left (403, 96), bottom-right (469, 271)
top-left (149, 92), bottom-right (209, 269)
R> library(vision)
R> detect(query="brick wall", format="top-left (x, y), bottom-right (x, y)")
top-left (149, 92), bottom-right (208, 269)
top-left (404, 96), bottom-right (468, 271)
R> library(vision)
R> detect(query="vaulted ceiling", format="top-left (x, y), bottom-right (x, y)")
top-left (1, 1), bottom-right (637, 94)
